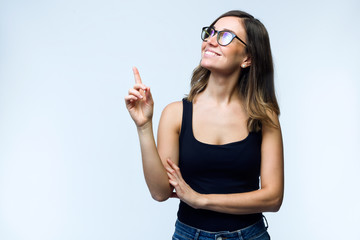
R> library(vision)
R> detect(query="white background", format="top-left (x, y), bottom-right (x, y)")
top-left (1, 0), bottom-right (359, 239)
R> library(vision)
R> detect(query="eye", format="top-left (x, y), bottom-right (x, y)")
top-left (219, 31), bottom-right (233, 45)
top-left (202, 27), bottom-right (215, 40)
top-left (206, 28), bottom-right (215, 38)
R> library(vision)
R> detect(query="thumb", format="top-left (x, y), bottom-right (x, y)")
top-left (170, 192), bottom-right (179, 198)
top-left (145, 87), bottom-right (153, 103)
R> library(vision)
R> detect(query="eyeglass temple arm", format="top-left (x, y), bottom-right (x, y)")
top-left (235, 36), bottom-right (247, 46)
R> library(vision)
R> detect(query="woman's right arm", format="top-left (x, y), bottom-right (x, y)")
top-left (124, 67), bottom-right (181, 201)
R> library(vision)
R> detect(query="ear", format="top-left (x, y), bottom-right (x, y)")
top-left (241, 55), bottom-right (252, 68)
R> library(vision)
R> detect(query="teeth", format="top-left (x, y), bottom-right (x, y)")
top-left (205, 51), bottom-right (218, 56)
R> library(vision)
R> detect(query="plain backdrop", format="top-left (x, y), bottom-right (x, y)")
top-left (1, 0), bottom-right (359, 239)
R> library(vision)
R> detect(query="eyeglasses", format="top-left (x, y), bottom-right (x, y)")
top-left (201, 26), bottom-right (247, 47)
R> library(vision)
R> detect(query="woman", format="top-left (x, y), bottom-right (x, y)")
top-left (125, 10), bottom-right (283, 240)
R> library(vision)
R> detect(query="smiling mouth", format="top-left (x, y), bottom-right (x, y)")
top-left (204, 50), bottom-right (220, 56)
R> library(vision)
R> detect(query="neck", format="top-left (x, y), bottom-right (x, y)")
top-left (201, 70), bottom-right (241, 105)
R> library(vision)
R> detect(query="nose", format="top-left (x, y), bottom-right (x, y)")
top-left (207, 33), bottom-right (218, 46)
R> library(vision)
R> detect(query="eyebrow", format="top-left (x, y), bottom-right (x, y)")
top-left (221, 28), bottom-right (235, 33)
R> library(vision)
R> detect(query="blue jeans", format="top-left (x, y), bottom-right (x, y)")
top-left (172, 216), bottom-right (270, 240)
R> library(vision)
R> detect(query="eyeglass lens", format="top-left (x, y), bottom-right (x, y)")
top-left (201, 28), bottom-right (214, 40)
top-left (202, 27), bottom-right (234, 46)
top-left (218, 32), bottom-right (233, 45)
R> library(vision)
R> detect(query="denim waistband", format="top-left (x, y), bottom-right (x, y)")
top-left (174, 215), bottom-right (268, 240)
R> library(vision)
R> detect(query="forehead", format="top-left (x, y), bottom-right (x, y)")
top-left (213, 16), bottom-right (245, 36)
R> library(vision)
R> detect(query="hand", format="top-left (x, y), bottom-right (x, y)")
top-left (124, 67), bottom-right (154, 128)
top-left (166, 158), bottom-right (203, 209)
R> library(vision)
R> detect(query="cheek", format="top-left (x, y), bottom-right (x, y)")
top-left (227, 48), bottom-right (245, 63)
top-left (221, 49), bottom-right (245, 70)
top-left (201, 42), bottom-right (206, 54)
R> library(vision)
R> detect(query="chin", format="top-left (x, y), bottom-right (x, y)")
top-left (200, 59), bottom-right (214, 71)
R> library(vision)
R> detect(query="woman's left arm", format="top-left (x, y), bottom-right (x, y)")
top-left (166, 112), bottom-right (284, 215)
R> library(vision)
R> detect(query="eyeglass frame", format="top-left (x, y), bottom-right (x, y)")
top-left (201, 26), bottom-right (248, 47)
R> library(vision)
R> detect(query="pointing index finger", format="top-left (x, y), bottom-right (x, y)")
top-left (132, 66), bottom-right (142, 84)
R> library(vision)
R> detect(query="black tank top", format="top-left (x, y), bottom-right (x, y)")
top-left (177, 98), bottom-right (262, 231)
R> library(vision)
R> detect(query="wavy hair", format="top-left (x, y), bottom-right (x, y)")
top-left (187, 10), bottom-right (280, 131)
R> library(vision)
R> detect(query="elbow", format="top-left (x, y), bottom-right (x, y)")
top-left (268, 196), bottom-right (283, 212)
top-left (149, 184), bottom-right (173, 202)
top-left (269, 202), bottom-right (282, 212)
top-left (262, 186), bottom-right (283, 212)
top-left (151, 193), bottom-right (170, 202)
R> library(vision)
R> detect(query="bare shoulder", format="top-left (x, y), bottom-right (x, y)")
top-left (159, 101), bottom-right (183, 133)
top-left (263, 110), bottom-right (281, 131)
top-left (162, 101), bottom-right (183, 119)
top-left (261, 110), bottom-right (283, 153)
top-left (163, 101), bottom-right (182, 112)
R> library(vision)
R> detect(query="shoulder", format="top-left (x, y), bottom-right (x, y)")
top-left (262, 109), bottom-right (280, 130)
top-left (162, 100), bottom-right (183, 116)
top-left (159, 101), bottom-right (183, 134)
top-left (261, 110), bottom-right (282, 147)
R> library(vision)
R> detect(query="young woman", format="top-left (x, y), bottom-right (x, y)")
top-left (125, 10), bottom-right (284, 240)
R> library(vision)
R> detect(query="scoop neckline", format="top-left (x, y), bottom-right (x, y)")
top-left (191, 128), bottom-right (251, 146)
top-left (189, 100), bottom-right (251, 147)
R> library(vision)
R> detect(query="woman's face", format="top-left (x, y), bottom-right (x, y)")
top-left (200, 16), bottom-right (249, 75)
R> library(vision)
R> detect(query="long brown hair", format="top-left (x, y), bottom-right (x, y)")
top-left (187, 10), bottom-right (280, 132)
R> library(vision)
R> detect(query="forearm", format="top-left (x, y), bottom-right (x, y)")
top-left (137, 121), bottom-right (172, 201)
top-left (199, 189), bottom-right (283, 215)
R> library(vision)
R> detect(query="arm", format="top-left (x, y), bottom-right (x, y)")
top-left (138, 102), bottom-right (182, 202)
top-left (125, 67), bottom-right (181, 201)
top-left (167, 111), bottom-right (284, 214)
top-left (156, 101), bottom-right (182, 198)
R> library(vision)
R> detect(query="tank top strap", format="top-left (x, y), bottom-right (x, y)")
top-left (180, 98), bottom-right (193, 138)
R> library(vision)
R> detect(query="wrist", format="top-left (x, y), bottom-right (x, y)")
top-left (137, 121), bottom-right (153, 133)
top-left (195, 193), bottom-right (208, 210)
